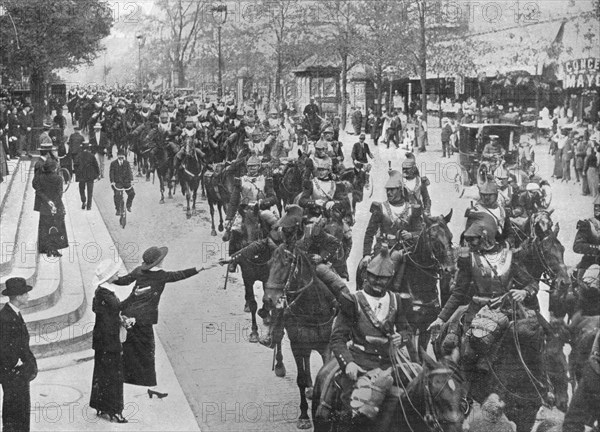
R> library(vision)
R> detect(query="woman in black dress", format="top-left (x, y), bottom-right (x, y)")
top-left (32, 159), bottom-right (69, 257)
top-left (114, 246), bottom-right (204, 398)
top-left (90, 259), bottom-right (131, 423)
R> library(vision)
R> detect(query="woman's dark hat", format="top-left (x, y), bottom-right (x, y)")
top-left (2, 277), bottom-right (33, 296)
top-left (141, 246), bottom-right (168, 270)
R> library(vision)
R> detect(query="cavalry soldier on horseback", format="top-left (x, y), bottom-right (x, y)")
top-left (401, 154), bottom-right (431, 218)
top-left (573, 195), bottom-right (600, 280)
top-left (362, 170), bottom-right (422, 264)
top-left (428, 212), bottom-right (538, 375)
top-left (172, 116), bottom-right (205, 177)
top-left (328, 245), bottom-right (413, 431)
top-left (305, 139), bottom-right (332, 180)
top-left (255, 205), bottom-right (346, 348)
top-left (224, 155), bottom-right (278, 273)
top-left (493, 165), bottom-right (513, 209)
top-left (298, 157), bottom-right (352, 278)
top-left (319, 125), bottom-right (344, 175)
top-left (465, 181), bottom-right (514, 246)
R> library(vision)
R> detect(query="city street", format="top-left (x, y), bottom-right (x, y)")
top-left (88, 124), bottom-right (587, 431)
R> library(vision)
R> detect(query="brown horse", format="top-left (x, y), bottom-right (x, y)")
top-left (435, 301), bottom-right (548, 432)
top-left (179, 135), bottom-right (202, 219)
top-left (274, 153), bottom-right (308, 213)
top-left (312, 353), bottom-right (468, 432)
top-left (203, 161), bottom-right (236, 236)
top-left (264, 247), bottom-right (338, 429)
top-left (356, 211), bottom-right (455, 354)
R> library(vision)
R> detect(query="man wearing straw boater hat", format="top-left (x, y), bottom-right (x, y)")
top-left (112, 246), bottom-right (208, 399)
top-left (0, 277), bottom-right (38, 432)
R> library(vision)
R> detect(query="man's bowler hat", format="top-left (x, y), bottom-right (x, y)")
top-left (2, 277), bottom-right (33, 296)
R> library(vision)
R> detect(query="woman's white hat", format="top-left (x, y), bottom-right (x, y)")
top-left (92, 259), bottom-right (122, 286)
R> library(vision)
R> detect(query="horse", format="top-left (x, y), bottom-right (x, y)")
top-left (357, 211), bottom-right (455, 355)
top-left (434, 296), bottom-right (549, 432)
top-left (227, 205), bottom-right (275, 343)
top-left (263, 247), bottom-right (338, 429)
top-left (273, 152), bottom-right (307, 212)
top-left (131, 122), bottom-right (152, 179)
top-left (153, 142), bottom-right (178, 204)
top-left (179, 134), bottom-right (202, 219)
top-left (312, 352), bottom-right (468, 432)
top-left (203, 161), bottom-right (237, 236)
top-left (339, 163), bottom-right (370, 216)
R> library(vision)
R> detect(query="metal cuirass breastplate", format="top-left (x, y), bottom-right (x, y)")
top-left (240, 175), bottom-right (265, 204)
top-left (311, 178), bottom-right (336, 201)
top-left (471, 247), bottom-right (513, 296)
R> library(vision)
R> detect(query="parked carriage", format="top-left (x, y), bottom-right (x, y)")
top-left (453, 123), bottom-right (527, 196)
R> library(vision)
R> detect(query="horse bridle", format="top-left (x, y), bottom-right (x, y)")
top-left (403, 221), bottom-right (453, 281)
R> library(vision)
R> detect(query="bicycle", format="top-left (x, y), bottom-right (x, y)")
top-left (58, 166), bottom-right (71, 193)
top-left (113, 185), bottom-right (133, 229)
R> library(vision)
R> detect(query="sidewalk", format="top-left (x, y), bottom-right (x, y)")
top-left (21, 116), bottom-right (201, 431)
top-left (32, 340), bottom-right (199, 431)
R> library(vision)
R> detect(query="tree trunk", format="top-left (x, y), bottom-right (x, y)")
top-left (30, 67), bottom-right (46, 144)
top-left (275, 49), bottom-right (282, 106)
top-left (419, 3), bottom-right (427, 121)
top-left (177, 60), bottom-right (186, 88)
top-left (341, 54), bottom-right (348, 130)
top-left (376, 71), bottom-right (383, 115)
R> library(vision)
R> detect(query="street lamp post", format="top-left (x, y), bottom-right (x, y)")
top-left (211, 4), bottom-right (228, 100)
top-left (136, 34), bottom-right (143, 89)
top-left (0, 5), bottom-right (20, 50)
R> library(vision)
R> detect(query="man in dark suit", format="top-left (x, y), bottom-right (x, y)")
top-left (89, 122), bottom-right (109, 178)
top-left (0, 277), bottom-right (38, 432)
top-left (75, 142), bottom-right (100, 210)
top-left (67, 126), bottom-right (85, 179)
top-left (109, 148), bottom-right (135, 215)
top-left (17, 104), bottom-right (33, 157)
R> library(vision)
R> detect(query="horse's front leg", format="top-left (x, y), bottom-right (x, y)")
top-left (159, 175), bottom-right (165, 204)
top-left (208, 200), bottom-right (217, 236)
top-left (291, 347), bottom-right (312, 429)
top-left (217, 201), bottom-right (224, 232)
top-left (242, 273), bottom-right (259, 343)
top-left (185, 185), bottom-right (192, 219)
top-left (275, 341), bottom-right (286, 378)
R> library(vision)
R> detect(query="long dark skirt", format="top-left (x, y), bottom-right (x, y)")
top-left (123, 324), bottom-right (157, 386)
top-left (89, 351), bottom-right (124, 415)
top-left (37, 213), bottom-right (69, 253)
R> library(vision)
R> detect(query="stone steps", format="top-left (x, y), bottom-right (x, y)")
top-left (29, 177), bottom-right (130, 359)
top-left (1, 163), bottom-right (42, 295)
top-left (0, 158), bottom-right (21, 211)
top-left (0, 161), bottom-right (64, 314)
top-left (0, 160), bottom-right (32, 274)
top-left (0, 155), bottom-right (131, 359)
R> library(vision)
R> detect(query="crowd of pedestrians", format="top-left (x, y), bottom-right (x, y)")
top-left (550, 123), bottom-right (600, 196)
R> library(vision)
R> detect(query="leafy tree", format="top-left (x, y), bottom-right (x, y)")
top-left (251, 0), bottom-right (310, 104)
top-left (354, 1), bottom-right (409, 113)
top-left (149, 0), bottom-right (208, 88)
top-left (0, 0), bottom-right (112, 127)
top-left (318, 0), bottom-right (360, 127)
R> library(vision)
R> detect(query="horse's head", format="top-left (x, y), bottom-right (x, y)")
top-left (531, 209), bottom-right (554, 239)
top-left (533, 230), bottom-right (571, 314)
top-left (183, 135), bottom-right (195, 155)
top-left (263, 245), bottom-right (295, 310)
top-left (407, 351), bottom-right (467, 432)
top-left (421, 210), bottom-right (454, 273)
